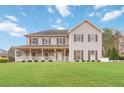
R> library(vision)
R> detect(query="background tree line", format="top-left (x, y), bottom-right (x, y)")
top-left (102, 28), bottom-right (122, 60)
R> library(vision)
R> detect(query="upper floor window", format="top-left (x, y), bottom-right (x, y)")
top-left (74, 34), bottom-right (83, 42)
top-left (30, 38), bottom-right (38, 45)
top-left (43, 37), bottom-right (51, 45)
top-left (57, 37), bottom-right (65, 45)
top-left (88, 34), bottom-right (98, 42)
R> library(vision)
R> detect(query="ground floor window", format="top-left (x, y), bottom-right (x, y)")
top-left (74, 50), bottom-right (83, 60)
top-left (88, 50), bottom-right (97, 60)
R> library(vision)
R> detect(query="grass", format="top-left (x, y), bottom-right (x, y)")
top-left (0, 62), bottom-right (124, 87)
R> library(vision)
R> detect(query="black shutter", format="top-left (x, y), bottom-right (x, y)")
top-left (88, 34), bottom-right (90, 42)
top-left (74, 34), bottom-right (76, 42)
top-left (74, 50), bottom-right (76, 60)
top-left (82, 34), bottom-right (83, 42)
top-left (81, 50), bottom-right (83, 60)
top-left (42, 37), bottom-right (44, 45)
top-left (29, 38), bottom-right (31, 45)
top-left (96, 35), bottom-right (98, 42)
top-left (49, 37), bottom-right (51, 45)
top-left (96, 50), bottom-right (97, 60)
top-left (57, 37), bottom-right (58, 45)
top-left (63, 38), bottom-right (65, 45)
top-left (88, 50), bottom-right (90, 60)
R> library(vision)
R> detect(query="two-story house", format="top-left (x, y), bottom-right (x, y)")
top-left (15, 19), bottom-right (103, 62)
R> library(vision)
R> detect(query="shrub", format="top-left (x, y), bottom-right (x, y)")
top-left (75, 60), bottom-right (79, 62)
top-left (0, 58), bottom-right (9, 63)
top-left (82, 60), bottom-right (85, 62)
top-left (87, 60), bottom-right (90, 62)
top-left (97, 60), bottom-right (101, 62)
top-left (119, 55), bottom-right (124, 60)
top-left (21, 60), bottom-right (25, 62)
top-left (108, 47), bottom-right (119, 60)
top-left (91, 60), bottom-right (95, 62)
top-left (34, 60), bottom-right (38, 62)
top-left (41, 60), bottom-right (45, 62)
top-left (48, 60), bottom-right (53, 62)
top-left (28, 60), bottom-right (32, 62)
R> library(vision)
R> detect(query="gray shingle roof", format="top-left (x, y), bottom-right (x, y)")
top-left (25, 29), bottom-right (68, 37)
top-left (15, 45), bottom-right (69, 49)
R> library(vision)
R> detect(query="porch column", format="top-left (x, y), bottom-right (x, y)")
top-left (29, 48), bottom-right (32, 60)
top-left (64, 49), bottom-right (66, 61)
top-left (42, 49), bottom-right (43, 60)
top-left (15, 49), bottom-right (17, 62)
top-left (54, 49), bottom-right (56, 61)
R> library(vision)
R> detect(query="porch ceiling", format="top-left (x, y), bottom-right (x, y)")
top-left (15, 45), bottom-right (69, 49)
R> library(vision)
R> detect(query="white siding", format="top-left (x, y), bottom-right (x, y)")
top-left (69, 21), bottom-right (102, 61)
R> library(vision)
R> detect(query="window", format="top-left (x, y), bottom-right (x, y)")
top-left (31, 38), bottom-right (38, 44)
top-left (57, 37), bottom-right (65, 45)
top-left (74, 34), bottom-right (83, 42)
top-left (16, 51), bottom-right (22, 57)
top-left (43, 37), bottom-right (50, 45)
top-left (88, 34), bottom-right (98, 42)
top-left (74, 50), bottom-right (83, 60)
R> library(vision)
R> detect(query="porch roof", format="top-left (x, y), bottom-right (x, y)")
top-left (15, 45), bottom-right (69, 49)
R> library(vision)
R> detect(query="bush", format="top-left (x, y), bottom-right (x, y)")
top-left (82, 60), bottom-right (85, 62)
top-left (91, 60), bottom-right (95, 62)
top-left (28, 60), bottom-right (32, 62)
top-left (0, 58), bottom-right (9, 63)
top-left (34, 60), bottom-right (38, 62)
top-left (87, 60), bottom-right (90, 62)
top-left (97, 60), bottom-right (101, 62)
top-left (108, 47), bottom-right (119, 60)
top-left (119, 55), bottom-right (124, 60)
top-left (75, 60), bottom-right (79, 62)
top-left (41, 60), bottom-right (45, 62)
top-left (21, 60), bottom-right (25, 62)
top-left (48, 60), bottom-right (53, 62)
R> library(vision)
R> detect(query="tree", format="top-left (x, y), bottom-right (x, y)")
top-left (109, 47), bottom-right (119, 60)
top-left (102, 28), bottom-right (115, 56)
top-left (102, 28), bottom-right (122, 57)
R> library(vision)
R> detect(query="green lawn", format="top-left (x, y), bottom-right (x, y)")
top-left (0, 62), bottom-right (124, 87)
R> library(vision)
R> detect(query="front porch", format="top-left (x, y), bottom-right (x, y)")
top-left (15, 48), bottom-right (69, 62)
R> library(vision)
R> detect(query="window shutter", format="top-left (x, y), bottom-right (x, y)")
top-left (74, 34), bottom-right (76, 42)
top-left (29, 38), bottom-right (31, 45)
top-left (63, 38), bottom-right (65, 45)
top-left (49, 37), bottom-right (51, 45)
top-left (88, 34), bottom-right (90, 42)
top-left (96, 35), bottom-right (98, 42)
top-left (74, 50), bottom-right (76, 60)
top-left (95, 50), bottom-right (97, 60)
top-left (82, 34), bottom-right (83, 42)
top-left (88, 50), bottom-right (90, 60)
top-left (57, 37), bottom-right (58, 45)
top-left (81, 50), bottom-right (83, 60)
top-left (42, 37), bottom-right (44, 45)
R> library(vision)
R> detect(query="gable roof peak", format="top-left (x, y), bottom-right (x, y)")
top-left (68, 19), bottom-right (103, 33)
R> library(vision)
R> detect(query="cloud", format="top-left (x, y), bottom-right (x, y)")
top-left (0, 21), bottom-right (27, 37)
top-left (56, 18), bottom-right (62, 24)
top-left (21, 12), bottom-right (26, 16)
top-left (5, 15), bottom-right (18, 22)
top-left (94, 5), bottom-right (107, 10)
top-left (51, 24), bottom-right (64, 30)
top-left (88, 12), bottom-right (95, 17)
top-left (55, 5), bottom-right (71, 17)
top-left (101, 7), bottom-right (124, 22)
top-left (48, 6), bottom-right (54, 13)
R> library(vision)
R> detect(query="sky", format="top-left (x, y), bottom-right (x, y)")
top-left (0, 5), bottom-right (124, 50)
